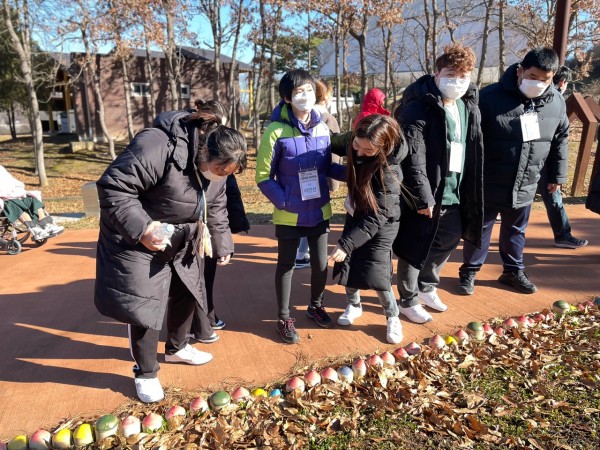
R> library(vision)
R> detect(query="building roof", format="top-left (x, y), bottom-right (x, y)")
top-left (128, 46), bottom-right (252, 71)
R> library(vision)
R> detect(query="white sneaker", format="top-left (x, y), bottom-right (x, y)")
top-left (399, 303), bottom-right (432, 324)
top-left (418, 288), bottom-right (448, 312)
top-left (165, 344), bottom-right (213, 365)
top-left (337, 304), bottom-right (363, 326)
top-left (134, 377), bottom-right (164, 403)
top-left (44, 222), bottom-right (64, 237)
top-left (386, 316), bottom-right (403, 344)
top-left (30, 225), bottom-right (49, 240)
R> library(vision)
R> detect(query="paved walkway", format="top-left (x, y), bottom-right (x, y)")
top-left (1, 204), bottom-right (599, 440)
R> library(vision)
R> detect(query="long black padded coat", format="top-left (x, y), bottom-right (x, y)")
top-left (392, 75), bottom-right (484, 270)
top-left (332, 133), bottom-right (407, 291)
top-left (479, 63), bottom-right (569, 210)
top-left (94, 111), bottom-right (229, 330)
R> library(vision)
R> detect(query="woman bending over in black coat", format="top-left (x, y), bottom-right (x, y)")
top-left (329, 114), bottom-right (407, 344)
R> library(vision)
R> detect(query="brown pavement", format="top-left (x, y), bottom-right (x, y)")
top-left (1, 204), bottom-right (599, 440)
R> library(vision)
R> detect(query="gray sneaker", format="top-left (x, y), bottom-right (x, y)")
top-left (554, 236), bottom-right (588, 249)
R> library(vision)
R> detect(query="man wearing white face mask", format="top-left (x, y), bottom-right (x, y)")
top-left (459, 47), bottom-right (569, 295)
top-left (393, 44), bottom-right (484, 324)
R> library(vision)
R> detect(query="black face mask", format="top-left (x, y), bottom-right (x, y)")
top-left (354, 150), bottom-right (376, 165)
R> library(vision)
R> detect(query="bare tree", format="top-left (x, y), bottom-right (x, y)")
top-left (198, 0), bottom-right (223, 101)
top-left (1, 0), bottom-right (48, 185)
top-left (162, 0), bottom-right (181, 109)
top-left (476, 0), bottom-right (495, 86)
top-left (226, 0), bottom-right (247, 128)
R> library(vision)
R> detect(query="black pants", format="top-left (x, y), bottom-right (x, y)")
top-left (275, 230), bottom-right (328, 320)
top-left (190, 256), bottom-right (218, 340)
top-left (129, 269), bottom-right (197, 379)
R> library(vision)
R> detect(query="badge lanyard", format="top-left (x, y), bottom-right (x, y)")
top-left (520, 102), bottom-right (541, 142)
top-left (194, 171), bottom-right (213, 258)
top-left (446, 102), bottom-right (463, 173)
top-left (293, 124), bottom-right (321, 201)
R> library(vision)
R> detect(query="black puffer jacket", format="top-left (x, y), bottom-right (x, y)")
top-left (225, 174), bottom-right (250, 234)
top-left (95, 111), bottom-right (223, 330)
top-left (333, 132), bottom-right (407, 291)
top-left (392, 75), bottom-right (484, 269)
top-left (480, 63), bottom-right (569, 209)
top-left (586, 169), bottom-right (600, 215)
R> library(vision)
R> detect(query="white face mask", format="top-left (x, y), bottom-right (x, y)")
top-left (438, 77), bottom-right (470, 100)
top-left (519, 78), bottom-right (550, 99)
top-left (201, 169), bottom-right (226, 182)
top-left (291, 90), bottom-right (316, 112)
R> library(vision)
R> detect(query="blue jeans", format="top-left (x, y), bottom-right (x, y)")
top-left (345, 287), bottom-right (399, 318)
top-left (537, 166), bottom-right (571, 241)
top-left (461, 205), bottom-right (531, 274)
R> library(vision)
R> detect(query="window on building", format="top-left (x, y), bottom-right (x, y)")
top-left (180, 84), bottom-right (191, 99)
top-left (131, 82), bottom-right (150, 97)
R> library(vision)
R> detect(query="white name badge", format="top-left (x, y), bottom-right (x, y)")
top-left (449, 142), bottom-right (463, 173)
top-left (520, 112), bottom-right (541, 142)
top-left (299, 169), bottom-right (321, 201)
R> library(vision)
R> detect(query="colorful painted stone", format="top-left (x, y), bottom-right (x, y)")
top-left (28, 430), bottom-right (51, 450)
top-left (337, 365), bottom-right (353, 383)
top-left (380, 351), bottom-right (396, 366)
top-left (190, 397), bottom-right (209, 413)
top-left (121, 415), bottom-right (141, 438)
top-left (52, 428), bottom-right (72, 449)
top-left (285, 376), bottom-right (305, 393)
top-left (352, 358), bottom-right (367, 378)
top-left (251, 388), bottom-right (268, 397)
top-left (304, 370), bottom-right (321, 387)
top-left (482, 323), bottom-right (494, 335)
top-left (455, 329), bottom-right (469, 342)
top-left (142, 412), bottom-right (164, 433)
top-left (466, 322), bottom-right (484, 339)
top-left (532, 313), bottom-right (546, 323)
top-left (552, 300), bottom-right (571, 315)
top-left (269, 388), bottom-right (283, 398)
top-left (320, 367), bottom-right (339, 382)
top-left (209, 391), bottom-right (231, 411)
top-left (165, 405), bottom-right (187, 419)
top-left (392, 347), bottom-right (409, 360)
top-left (445, 336), bottom-right (458, 346)
top-left (0, 442), bottom-right (6, 450)
top-left (494, 326), bottom-right (505, 337)
top-left (73, 423), bottom-right (94, 446)
top-left (231, 387), bottom-right (250, 403)
top-left (594, 297), bottom-right (600, 308)
top-left (366, 354), bottom-right (384, 368)
top-left (516, 315), bottom-right (529, 329)
top-left (95, 414), bottom-right (119, 440)
top-left (503, 318), bottom-right (518, 328)
top-left (405, 342), bottom-right (422, 355)
top-left (6, 436), bottom-right (27, 450)
top-left (428, 335), bottom-right (446, 349)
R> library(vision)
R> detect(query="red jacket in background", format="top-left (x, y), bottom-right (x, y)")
top-left (353, 88), bottom-right (390, 129)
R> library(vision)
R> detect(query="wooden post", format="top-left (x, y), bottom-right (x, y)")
top-left (566, 93), bottom-right (599, 196)
top-left (553, 0), bottom-right (570, 64)
top-left (584, 96), bottom-right (600, 191)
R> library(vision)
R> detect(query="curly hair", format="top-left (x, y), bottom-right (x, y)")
top-left (435, 43), bottom-right (477, 73)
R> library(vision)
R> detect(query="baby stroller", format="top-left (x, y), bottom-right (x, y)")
top-left (0, 212), bottom-right (48, 255)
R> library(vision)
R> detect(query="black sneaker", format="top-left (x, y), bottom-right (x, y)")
top-left (554, 236), bottom-right (589, 249)
top-left (306, 306), bottom-right (334, 328)
top-left (498, 270), bottom-right (537, 294)
top-left (458, 271), bottom-right (476, 295)
top-left (211, 319), bottom-right (226, 330)
top-left (277, 318), bottom-right (300, 344)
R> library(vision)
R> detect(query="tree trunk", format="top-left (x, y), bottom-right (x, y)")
top-left (477, 0), bottom-right (495, 86)
top-left (8, 103), bottom-right (17, 139)
top-left (382, 26), bottom-right (392, 110)
top-left (121, 55), bottom-right (135, 139)
top-left (2, 0), bottom-right (47, 186)
top-left (252, 0), bottom-right (268, 149)
top-left (443, 0), bottom-right (455, 42)
top-left (432, 0), bottom-right (439, 67)
top-left (349, 13), bottom-right (369, 102)
top-left (143, 27), bottom-right (157, 118)
top-left (423, 0), bottom-right (432, 73)
top-left (498, 0), bottom-right (506, 75)
top-left (227, 0), bottom-right (244, 128)
top-left (334, 8), bottom-right (343, 128)
top-left (163, 0), bottom-right (179, 110)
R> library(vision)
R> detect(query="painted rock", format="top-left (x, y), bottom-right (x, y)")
top-left (352, 358), bottom-right (367, 378)
top-left (546, 311), bottom-right (555, 321)
top-left (392, 347), bottom-right (409, 360)
top-left (503, 318), bottom-right (518, 328)
top-left (0, 442), bottom-right (6, 450)
top-left (304, 370), bottom-right (321, 387)
top-left (231, 387), bottom-right (250, 403)
top-left (320, 367), bottom-right (339, 382)
top-left (494, 326), bottom-right (505, 337)
top-left (428, 335), bottom-right (446, 349)
top-left (121, 415), bottom-right (141, 438)
top-left (165, 405), bottom-right (186, 419)
top-left (594, 297), bottom-right (600, 308)
top-left (532, 313), bottom-right (546, 323)
top-left (337, 365), bottom-right (354, 383)
top-left (466, 322), bottom-right (484, 340)
top-left (29, 430), bottom-right (51, 450)
top-left (366, 354), bottom-right (384, 368)
top-left (269, 388), bottom-right (283, 398)
top-left (482, 323), bottom-right (495, 335)
top-left (380, 351), bottom-right (396, 366)
top-left (445, 336), bottom-right (458, 346)
top-left (95, 414), bottom-right (119, 440)
top-left (405, 342), bottom-right (422, 355)
top-left (6, 436), bottom-right (27, 450)
top-left (190, 397), bottom-right (209, 413)
top-left (52, 429), bottom-right (72, 449)
top-left (552, 300), bottom-right (571, 314)
top-left (285, 376), bottom-right (305, 393)
top-left (455, 329), bottom-right (469, 342)
top-left (73, 423), bottom-right (94, 446)
top-left (209, 391), bottom-right (231, 410)
top-left (142, 412), bottom-right (163, 433)
top-left (251, 388), bottom-right (268, 397)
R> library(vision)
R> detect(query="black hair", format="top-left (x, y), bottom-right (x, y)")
top-left (195, 99), bottom-right (228, 122)
top-left (278, 69), bottom-right (315, 102)
top-left (204, 126), bottom-right (248, 174)
top-left (553, 65), bottom-right (572, 85)
top-left (521, 47), bottom-right (559, 73)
